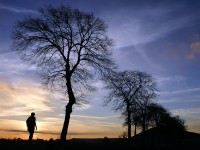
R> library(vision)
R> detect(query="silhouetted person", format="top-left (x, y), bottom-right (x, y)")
top-left (26, 112), bottom-right (37, 142)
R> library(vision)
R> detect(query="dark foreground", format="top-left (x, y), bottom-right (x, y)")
top-left (0, 137), bottom-right (200, 150)
top-left (1, 129), bottom-right (200, 150)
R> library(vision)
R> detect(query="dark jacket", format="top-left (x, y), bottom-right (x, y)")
top-left (26, 116), bottom-right (36, 129)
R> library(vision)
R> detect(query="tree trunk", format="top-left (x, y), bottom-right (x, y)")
top-left (134, 123), bottom-right (137, 144)
top-left (60, 75), bottom-right (75, 141)
top-left (127, 103), bottom-right (132, 143)
top-left (142, 115), bottom-right (146, 133)
top-left (142, 108), bottom-right (147, 133)
top-left (60, 103), bottom-right (73, 141)
top-left (134, 123), bottom-right (137, 136)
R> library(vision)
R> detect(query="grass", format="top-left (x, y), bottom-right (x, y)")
top-left (0, 138), bottom-right (139, 150)
top-left (1, 135), bottom-right (200, 150)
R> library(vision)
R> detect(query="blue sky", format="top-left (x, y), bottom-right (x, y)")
top-left (0, 0), bottom-right (200, 139)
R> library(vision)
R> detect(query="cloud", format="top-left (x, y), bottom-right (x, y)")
top-left (0, 4), bottom-right (37, 14)
top-left (69, 114), bottom-right (122, 130)
top-left (158, 87), bottom-right (200, 95)
top-left (0, 128), bottom-right (118, 136)
top-left (68, 117), bottom-right (123, 138)
top-left (71, 115), bottom-right (120, 120)
top-left (104, 4), bottom-right (193, 48)
top-left (0, 80), bottom-right (54, 117)
top-left (170, 108), bottom-right (200, 133)
top-left (159, 98), bottom-right (200, 104)
top-left (171, 108), bottom-right (200, 119)
top-left (156, 75), bottom-right (186, 88)
top-left (0, 52), bottom-right (39, 85)
top-left (187, 42), bottom-right (200, 60)
top-left (103, 3), bottom-right (194, 74)
top-left (1, 129), bottom-right (60, 136)
top-left (158, 87), bottom-right (200, 104)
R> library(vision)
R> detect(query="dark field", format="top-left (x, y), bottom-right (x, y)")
top-left (0, 135), bottom-right (200, 150)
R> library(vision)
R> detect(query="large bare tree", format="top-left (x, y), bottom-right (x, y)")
top-left (12, 5), bottom-right (115, 141)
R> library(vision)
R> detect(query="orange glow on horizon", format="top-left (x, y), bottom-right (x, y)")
top-left (1, 81), bottom-right (200, 140)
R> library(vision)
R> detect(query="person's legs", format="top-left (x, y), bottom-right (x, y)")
top-left (28, 128), bottom-right (34, 143)
top-left (29, 131), bottom-right (33, 141)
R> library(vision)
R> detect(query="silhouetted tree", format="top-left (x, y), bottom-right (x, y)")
top-left (147, 102), bottom-right (170, 128)
top-left (12, 5), bottom-right (115, 141)
top-left (146, 103), bottom-right (187, 131)
top-left (132, 102), bottom-right (187, 145)
top-left (119, 131), bottom-right (128, 139)
top-left (127, 75), bottom-right (157, 135)
top-left (135, 80), bottom-right (157, 133)
top-left (104, 71), bottom-right (157, 142)
top-left (159, 114), bottom-right (187, 132)
top-left (133, 102), bottom-right (169, 137)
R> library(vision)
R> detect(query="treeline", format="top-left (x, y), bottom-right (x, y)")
top-left (103, 70), bottom-right (187, 142)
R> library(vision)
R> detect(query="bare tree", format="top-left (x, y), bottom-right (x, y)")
top-left (136, 79), bottom-right (157, 133)
top-left (119, 131), bottom-right (128, 139)
top-left (12, 5), bottom-right (115, 141)
top-left (103, 70), bottom-right (157, 142)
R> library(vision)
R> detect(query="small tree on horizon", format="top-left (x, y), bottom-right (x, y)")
top-left (12, 5), bottom-right (116, 141)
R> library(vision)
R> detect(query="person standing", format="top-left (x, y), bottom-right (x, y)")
top-left (26, 112), bottom-right (37, 142)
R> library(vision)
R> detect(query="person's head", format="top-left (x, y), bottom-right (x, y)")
top-left (31, 112), bottom-right (35, 116)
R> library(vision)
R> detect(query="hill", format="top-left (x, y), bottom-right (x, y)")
top-left (132, 127), bottom-right (200, 149)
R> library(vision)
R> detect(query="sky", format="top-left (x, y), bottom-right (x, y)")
top-left (0, 0), bottom-right (200, 140)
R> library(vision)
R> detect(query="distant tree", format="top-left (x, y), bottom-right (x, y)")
top-left (125, 74), bottom-right (157, 134)
top-left (136, 103), bottom-right (184, 133)
top-left (160, 115), bottom-right (187, 132)
top-left (145, 102), bottom-right (187, 132)
top-left (103, 136), bottom-right (110, 143)
top-left (119, 131), bottom-right (128, 139)
top-left (135, 78), bottom-right (157, 133)
top-left (122, 107), bottom-right (140, 136)
top-left (133, 102), bottom-right (170, 133)
top-left (158, 115), bottom-right (187, 144)
top-left (12, 5), bottom-right (115, 141)
top-left (103, 71), bottom-right (157, 142)
top-left (147, 102), bottom-right (170, 128)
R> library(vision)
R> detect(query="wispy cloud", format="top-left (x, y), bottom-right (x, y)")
top-left (0, 4), bottom-right (37, 14)
top-left (1, 129), bottom-right (60, 135)
top-left (71, 114), bottom-right (120, 119)
top-left (171, 108), bottom-right (200, 118)
top-left (0, 128), bottom-right (120, 136)
top-left (105, 5), bottom-right (193, 48)
top-left (159, 98), bottom-right (200, 104)
top-left (158, 87), bottom-right (200, 104)
top-left (156, 75), bottom-right (186, 85)
top-left (0, 52), bottom-right (38, 85)
top-left (70, 114), bottom-right (122, 129)
top-left (0, 80), bottom-right (54, 117)
top-left (158, 87), bottom-right (200, 95)
top-left (53, 114), bottom-right (123, 138)
top-left (187, 42), bottom-right (200, 60)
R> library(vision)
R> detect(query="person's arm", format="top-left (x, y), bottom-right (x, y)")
top-left (35, 118), bottom-right (37, 130)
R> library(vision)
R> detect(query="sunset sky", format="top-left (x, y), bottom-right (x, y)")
top-left (1, 0), bottom-right (200, 140)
